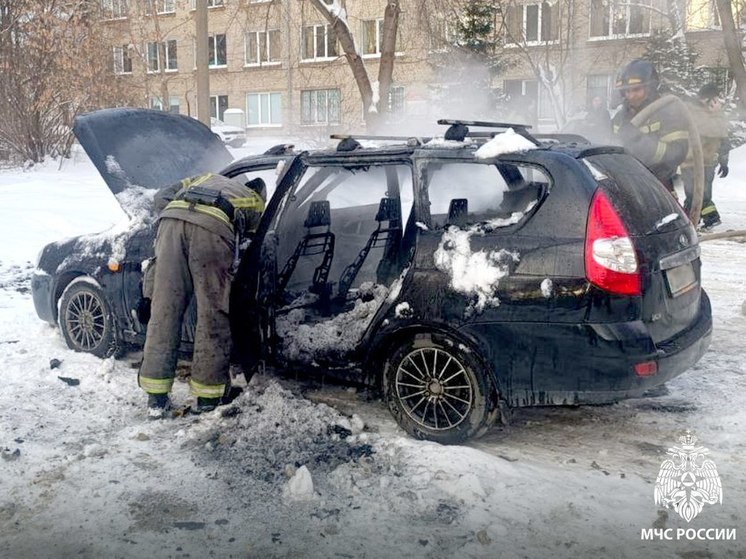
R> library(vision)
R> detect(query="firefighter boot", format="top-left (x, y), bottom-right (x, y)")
top-left (147, 393), bottom-right (172, 419)
top-left (195, 397), bottom-right (221, 413)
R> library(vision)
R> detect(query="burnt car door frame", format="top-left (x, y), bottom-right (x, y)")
top-left (230, 154), bottom-right (307, 371)
top-left (231, 150), bottom-right (419, 375)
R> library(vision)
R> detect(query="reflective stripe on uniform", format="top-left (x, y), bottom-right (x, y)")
top-left (139, 376), bottom-right (174, 395)
top-left (651, 130), bottom-right (689, 163)
top-left (164, 200), bottom-right (233, 227)
top-left (639, 121), bottom-right (661, 134)
top-left (180, 173), bottom-right (214, 190)
top-left (660, 130), bottom-right (688, 143)
top-left (653, 141), bottom-right (667, 163)
top-left (231, 195), bottom-right (265, 212)
top-left (701, 203), bottom-right (717, 216)
top-left (189, 379), bottom-right (226, 399)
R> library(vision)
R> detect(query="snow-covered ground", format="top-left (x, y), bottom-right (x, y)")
top-left (0, 141), bottom-right (745, 559)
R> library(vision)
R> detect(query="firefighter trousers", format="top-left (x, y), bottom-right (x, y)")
top-left (138, 218), bottom-right (234, 399)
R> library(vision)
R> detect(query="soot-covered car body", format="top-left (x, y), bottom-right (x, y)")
top-left (31, 108), bottom-right (287, 358)
top-left (32, 109), bottom-right (712, 444)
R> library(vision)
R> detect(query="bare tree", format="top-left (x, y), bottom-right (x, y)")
top-left (497, 0), bottom-right (576, 128)
top-left (119, 2), bottom-right (195, 113)
top-left (0, 0), bottom-right (135, 163)
top-left (714, 0), bottom-right (746, 110)
top-left (309, 0), bottom-right (401, 130)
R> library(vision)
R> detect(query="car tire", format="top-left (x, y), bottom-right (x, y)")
top-left (384, 334), bottom-right (498, 444)
top-left (59, 279), bottom-right (119, 358)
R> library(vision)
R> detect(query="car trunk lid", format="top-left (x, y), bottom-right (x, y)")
top-left (584, 153), bottom-right (701, 344)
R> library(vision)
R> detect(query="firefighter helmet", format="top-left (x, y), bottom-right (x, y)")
top-left (616, 59), bottom-right (659, 92)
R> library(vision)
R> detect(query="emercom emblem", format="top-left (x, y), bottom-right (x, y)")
top-left (654, 431), bottom-right (723, 522)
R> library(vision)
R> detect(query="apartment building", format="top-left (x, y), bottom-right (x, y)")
top-left (103, 0), bottom-right (734, 134)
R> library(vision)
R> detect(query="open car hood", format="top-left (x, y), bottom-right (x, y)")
top-left (73, 108), bottom-right (233, 195)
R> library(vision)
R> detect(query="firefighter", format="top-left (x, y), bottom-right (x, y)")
top-left (612, 59), bottom-right (690, 193)
top-left (139, 173), bottom-right (265, 418)
top-left (680, 83), bottom-right (729, 231)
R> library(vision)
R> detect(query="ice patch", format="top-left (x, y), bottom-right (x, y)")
top-left (276, 283), bottom-right (389, 363)
top-left (284, 465), bottom-right (316, 501)
top-left (654, 212), bottom-right (681, 230)
top-left (475, 129), bottom-right (538, 159)
top-left (434, 226), bottom-right (519, 316)
top-left (541, 278), bottom-right (553, 298)
top-left (424, 138), bottom-right (471, 148)
top-left (395, 302), bottom-right (412, 318)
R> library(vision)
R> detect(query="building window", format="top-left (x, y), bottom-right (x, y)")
top-left (505, 2), bottom-right (558, 44)
top-left (362, 19), bottom-right (383, 55)
top-left (389, 85), bottom-right (405, 113)
top-left (590, 0), bottom-right (651, 37)
top-left (504, 79), bottom-right (539, 125)
top-left (147, 42), bottom-right (160, 72)
top-left (586, 74), bottom-right (612, 107)
top-left (165, 39), bottom-right (177, 70)
top-left (190, 0), bottom-right (224, 8)
top-left (209, 34), bottom-right (227, 67)
top-left (145, 0), bottom-right (175, 14)
top-left (113, 45), bottom-right (132, 74)
top-left (428, 14), bottom-right (458, 51)
top-left (147, 40), bottom-right (177, 72)
top-left (211, 95), bottom-right (229, 120)
top-left (301, 89), bottom-right (341, 125)
top-left (102, 0), bottom-right (127, 19)
top-left (150, 95), bottom-right (180, 113)
top-left (247, 92), bottom-right (282, 126)
top-left (302, 24), bottom-right (338, 60)
top-left (245, 30), bottom-right (281, 65)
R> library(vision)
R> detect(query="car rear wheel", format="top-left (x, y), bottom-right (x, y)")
top-left (384, 334), bottom-right (497, 444)
top-left (59, 279), bottom-right (119, 358)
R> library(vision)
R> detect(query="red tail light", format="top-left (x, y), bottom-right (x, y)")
top-left (634, 361), bottom-right (658, 376)
top-left (585, 190), bottom-right (641, 296)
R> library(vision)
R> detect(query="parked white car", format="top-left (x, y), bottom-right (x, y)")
top-left (211, 117), bottom-right (246, 147)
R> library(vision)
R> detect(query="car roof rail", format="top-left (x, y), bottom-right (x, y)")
top-left (437, 118), bottom-right (541, 146)
top-left (533, 133), bottom-right (591, 145)
top-left (264, 143), bottom-right (295, 155)
top-left (330, 134), bottom-right (429, 147)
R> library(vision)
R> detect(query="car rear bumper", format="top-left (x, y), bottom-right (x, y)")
top-left (491, 291), bottom-right (713, 407)
top-left (31, 270), bottom-right (56, 324)
top-left (576, 291), bottom-right (711, 404)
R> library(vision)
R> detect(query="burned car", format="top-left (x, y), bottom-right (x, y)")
top-left (32, 109), bottom-right (712, 444)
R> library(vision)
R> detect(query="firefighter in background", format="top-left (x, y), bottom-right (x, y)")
top-left (139, 173), bottom-right (265, 418)
top-left (612, 59), bottom-right (690, 193)
top-left (680, 83), bottom-right (730, 231)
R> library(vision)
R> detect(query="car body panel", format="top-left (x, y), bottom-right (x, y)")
top-left (233, 143), bottom-right (710, 409)
top-left (74, 108), bottom-right (233, 197)
top-left (34, 109), bottom-right (712, 421)
top-left (36, 109), bottom-right (290, 352)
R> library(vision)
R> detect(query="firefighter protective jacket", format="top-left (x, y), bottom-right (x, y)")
top-left (155, 173), bottom-right (265, 243)
top-left (612, 93), bottom-right (690, 188)
top-left (681, 99), bottom-right (730, 169)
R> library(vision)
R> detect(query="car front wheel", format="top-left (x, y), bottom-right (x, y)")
top-left (384, 334), bottom-right (497, 444)
top-left (59, 279), bottom-right (119, 358)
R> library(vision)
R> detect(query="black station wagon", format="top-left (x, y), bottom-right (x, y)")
top-left (32, 108), bottom-right (712, 443)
